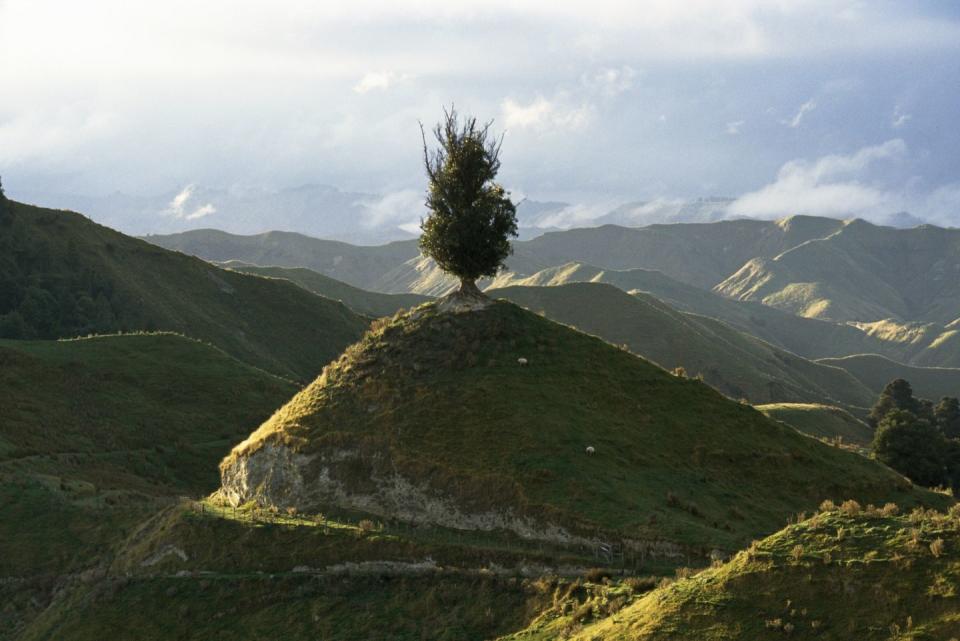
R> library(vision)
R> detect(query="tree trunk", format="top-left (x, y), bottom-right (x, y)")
top-left (457, 278), bottom-right (484, 298)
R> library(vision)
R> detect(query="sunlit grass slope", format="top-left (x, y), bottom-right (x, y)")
top-left (757, 403), bottom-right (874, 447)
top-left (511, 504), bottom-right (960, 641)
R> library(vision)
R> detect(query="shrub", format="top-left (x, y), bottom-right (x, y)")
top-left (840, 500), bottom-right (862, 516)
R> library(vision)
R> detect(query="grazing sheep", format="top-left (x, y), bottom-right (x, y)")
top-left (586, 446), bottom-right (595, 455)
top-left (517, 357), bottom-right (528, 366)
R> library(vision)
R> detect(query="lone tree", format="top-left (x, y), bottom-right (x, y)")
top-left (419, 107), bottom-right (518, 298)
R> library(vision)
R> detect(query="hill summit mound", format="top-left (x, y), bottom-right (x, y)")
top-left (219, 299), bottom-right (928, 553)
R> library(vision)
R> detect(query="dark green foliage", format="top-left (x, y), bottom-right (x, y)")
top-left (872, 410), bottom-right (949, 487)
top-left (936, 397), bottom-right (960, 438)
top-left (419, 107), bottom-right (518, 286)
top-left (0, 200), bottom-right (368, 379)
top-left (868, 378), bottom-right (920, 427)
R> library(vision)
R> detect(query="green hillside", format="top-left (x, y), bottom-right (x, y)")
top-left (715, 219), bottom-right (960, 323)
top-left (489, 283), bottom-right (875, 409)
top-left (0, 333), bottom-right (296, 637)
top-left (222, 298), bottom-right (930, 556)
top-left (220, 261), bottom-right (431, 317)
top-left (0, 201), bottom-right (368, 379)
top-left (144, 228), bottom-right (423, 291)
top-left (510, 504), bottom-right (960, 640)
top-left (757, 403), bottom-right (874, 447)
top-left (486, 262), bottom-right (894, 361)
top-left (818, 353), bottom-right (960, 401)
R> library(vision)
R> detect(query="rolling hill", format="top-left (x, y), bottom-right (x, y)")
top-left (816, 354), bottom-right (960, 401)
top-left (508, 505), bottom-right (960, 640)
top-left (219, 262), bottom-right (431, 318)
top-left (715, 219), bottom-right (960, 323)
top-left (488, 283), bottom-right (875, 409)
top-left (757, 403), bottom-right (874, 447)
top-left (221, 297), bottom-right (924, 555)
top-left (0, 201), bottom-right (368, 380)
top-left (0, 333), bottom-right (297, 637)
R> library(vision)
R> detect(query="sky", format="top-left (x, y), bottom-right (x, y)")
top-left (1, 0), bottom-right (959, 230)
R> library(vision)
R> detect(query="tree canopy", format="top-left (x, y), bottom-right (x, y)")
top-left (419, 107), bottom-right (518, 292)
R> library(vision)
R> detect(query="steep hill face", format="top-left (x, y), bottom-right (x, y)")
top-left (0, 202), bottom-right (368, 379)
top-left (514, 506), bottom-right (960, 641)
top-left (220, 299), bottom-right (921, 555)
top-left (489, 283), bottom-right (875, 409)
top-left (715, 220), bottom-right (960, 323)
top-left (219, 262), bottom-right (431, 317)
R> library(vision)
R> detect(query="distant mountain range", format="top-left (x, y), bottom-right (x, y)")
top-left (16, 184), bottom-right (941, 247)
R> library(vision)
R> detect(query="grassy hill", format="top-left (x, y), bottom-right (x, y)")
top-left (487, 262), bottom-right (893, 361)
top-left (489, 283), bottom-right (876, 409)
top-left (221, 298), bottom-right (932, 557)
top-left (509, 504), bottom-right (960, 640)
top-left (220, 261), bottom-right (431, 317)
top-left (0, 333), bottom-right (297, 637)
top-left (757, 403), bottom-right (874, 447)
top-left (144, 228), bottom-right (423, 291)
top-left (816, 353), bottom-right (960, 401)
top-left (715, 219), bottom-right (960, 323)
top-left (0, 201), bottom-right (368, 380)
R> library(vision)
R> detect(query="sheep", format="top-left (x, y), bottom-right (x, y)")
top-left (517, 357), bottom-right (528, 366)
top-left (586, 446), bottom-right (595, 455)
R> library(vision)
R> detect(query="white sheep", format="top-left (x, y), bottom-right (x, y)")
top-left (517, 357), bottom-right (528, 366)
top-left (586, 446), bottom-right (595, 455)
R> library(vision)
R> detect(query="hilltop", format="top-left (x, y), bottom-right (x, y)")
top-left (220, 298), bottom-right (929, 555)
top-left (0, 201), bottom-right (368, 379)
top-left (489, 283), bottom-right (875, 409)
top-left (508, 504), bottom-right (960, 640)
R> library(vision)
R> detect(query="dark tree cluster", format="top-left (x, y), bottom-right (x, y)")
top-left (0, 183), bottom-right (132, 339)
top-left (419, 107), bottom-right (518, 294)
top-left (869, 378), bottom-right (960, 490)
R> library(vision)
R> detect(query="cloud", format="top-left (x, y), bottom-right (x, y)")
top-left (353, 71), bottom-right (410, 94)
top-left (163, 185), bottom-right (217, 220)
top-left (358, 189), bottom-right (425, 229)
top-left (892, 105), bottom-right (912, 128)
top-left (783, 99), bottom-right (817, 128)
top-left (728, 139), bottom-right (907, 218)
top-left (582, 66), bottom-right (637, 98)
top-left (500, 97), bottom-right (593, 131)
top-left (725, 120), bottom-right (745, 135)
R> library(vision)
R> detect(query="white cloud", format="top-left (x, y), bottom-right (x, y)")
top-left (582, 66), bottom-right (637, 98)
top-left (353, 71), bottom-right (410, 94)
top-left (728, 139), bottom-right (906, 218)
top-left (892, 105), bottom-right (912, 128)
top-left (783, 99), bottom-right (817, 128)
top-left (500, 97), bottom-right (593, 131)
top-left (358, 189), bottom-right (425, 229)
top-left (725, 120), bottom-right (745, 135)
top-left (163, 185), bottom-right (217, 220)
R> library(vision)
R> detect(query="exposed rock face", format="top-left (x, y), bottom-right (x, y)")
top-left (219, 444), bottom-right (594, 546)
